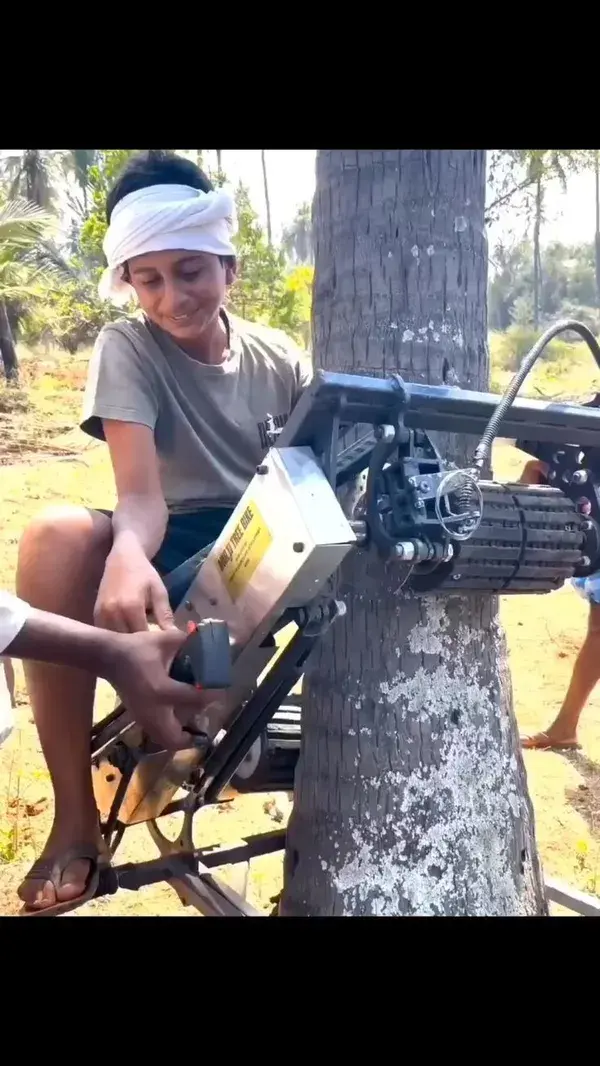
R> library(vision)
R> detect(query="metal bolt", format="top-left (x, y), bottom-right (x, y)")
top-left (452, 573), bottom-right (461, 581)
top-left (420, 480), bottom-right (431, 492)
top-left (376, 424), bottom-right (396, 442)
top-left (256, 464), bottom-right (269, 475)
top-left (572, 469), bottom-right (588, 484)
top-left (416, 499), bottom-right (425, 510)
top-left (394, 542), bottom-right (416, 561)
top-left (408, 476), bottom-right (417, 487)
top-left (293, 542), bottom-right (305, 553)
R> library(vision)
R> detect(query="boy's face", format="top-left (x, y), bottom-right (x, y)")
top-left (126, 249), bottom-right (236, 342)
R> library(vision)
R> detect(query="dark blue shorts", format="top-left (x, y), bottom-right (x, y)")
top-left (96, 507), bottom-right (234, 608)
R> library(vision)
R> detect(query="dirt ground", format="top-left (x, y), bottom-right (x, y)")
top-left (1, 352), bottom-right (599, 916)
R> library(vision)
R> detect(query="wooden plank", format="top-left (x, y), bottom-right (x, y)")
top-left (545, 878), bottom-right (600, 917)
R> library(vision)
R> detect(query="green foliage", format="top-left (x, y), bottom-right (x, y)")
top-left (490, 238), bottom-right (600, 333)
top-left (491, 325), bottom-right (580, 374)
top-left (282, 203), bottom-right (313, 265)
top-left (228, 184), bottom-right (311, 346)
top-left (487, 150), bottom-right (591, 221)
top-left (0, 197), bottom-right (55, 301)
top-left (0, 151), bottom-right (58, 210)
top-left (19, 275), bottom-right (124, 353)
top-left (79, 150), bottom-right (141, 265)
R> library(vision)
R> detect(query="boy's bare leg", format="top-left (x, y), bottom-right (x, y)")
top-left (15, 506), bottom-right (113, 909)
top-left (521, 602), bottom-right (600, 749)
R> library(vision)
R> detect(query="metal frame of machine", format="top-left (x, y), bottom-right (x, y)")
top-left (44, 320), bottom-right (600, 917)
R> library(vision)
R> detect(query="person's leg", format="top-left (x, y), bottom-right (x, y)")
top-left (16, 506), bottom-right (113, 909)
top-left (522, 598), bottom-right (600, 750)
top-left (16, 505), bottom-right (233, 910)
top-left (2, 657), bottom-right (16, 707)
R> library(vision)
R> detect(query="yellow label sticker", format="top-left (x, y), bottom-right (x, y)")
top-left (215, 500), bottom-right (273, 602)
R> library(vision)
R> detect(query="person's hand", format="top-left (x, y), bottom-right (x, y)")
top-left (103, 627), bottom-right (207, 749)
top-left (94, 544), bottom-right (174, 633)
top-left (519, 458), bottom-right (548, 486)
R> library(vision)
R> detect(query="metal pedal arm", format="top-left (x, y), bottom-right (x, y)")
top-left (94, 829), bottom-right (287, 917)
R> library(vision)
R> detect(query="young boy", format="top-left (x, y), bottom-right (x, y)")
top-left (15, 150), bottom-right (312, 913)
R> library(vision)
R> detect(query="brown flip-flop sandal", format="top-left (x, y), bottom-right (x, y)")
top-left (521, 731), bottom-right (581, 751)
top-left (18, 843), bottom-right (108, 917)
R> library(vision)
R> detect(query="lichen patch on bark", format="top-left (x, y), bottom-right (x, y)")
top-left (324, 599), bottom-right (538, 916)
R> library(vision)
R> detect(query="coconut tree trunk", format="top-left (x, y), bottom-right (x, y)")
top-left (0, 300), bottom-right (19, 382)
top-left (261, 150), bottom-right (272, 246)
top-left (280, 149), bottom-right (547, 917)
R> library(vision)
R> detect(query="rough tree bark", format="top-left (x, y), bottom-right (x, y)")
top-left (280, 150), bottom-right (548, 917)
top-left (0, 300), bottom-right (19, 382)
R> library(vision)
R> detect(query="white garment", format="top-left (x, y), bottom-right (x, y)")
top-left (99, 183), bottom-right (237, 306)
top-left (0, 591), bottom-right (29, 747)
top-left (0, 590), bottom-right (30, 655)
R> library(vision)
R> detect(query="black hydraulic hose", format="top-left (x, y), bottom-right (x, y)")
top-left (471, 319), bottom-right (600, 474)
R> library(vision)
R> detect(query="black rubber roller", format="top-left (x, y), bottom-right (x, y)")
top-left (410, 482), bottom-right (586, 594)
top-left (230, 698), bottom-right (301, 794)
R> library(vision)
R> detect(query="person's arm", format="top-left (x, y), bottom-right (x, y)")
top-left (2, 592), bottom-right (204, 749)
top-left (104, 420), bottom-right (168, 561)
top-left (95, 421), bottom-right (173, 633)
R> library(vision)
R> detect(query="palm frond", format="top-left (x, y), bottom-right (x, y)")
top-left (0, 259), bottom-right (47, 300)
top-left (22, 240), bottom-right (78, 281)
top-left (0, 197), bottom-right (53, 247)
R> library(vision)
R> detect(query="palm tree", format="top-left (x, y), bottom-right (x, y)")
top-left (1, 150), bottom-right (56, 210)
top-left (64, 150), bottom-right (97, 218)
top-left (0, 197), bottom-right (54, 381)
top-left (261, 150), bottom-right (272, 246)
top-left (282, 203), bottom-right (313, 265)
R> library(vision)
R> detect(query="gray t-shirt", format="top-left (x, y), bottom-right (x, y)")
top-left (81, 310), bottom-right (313, 513)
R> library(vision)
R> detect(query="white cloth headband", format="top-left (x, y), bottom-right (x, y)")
top-left (98, 183), bottom-right (237, 305)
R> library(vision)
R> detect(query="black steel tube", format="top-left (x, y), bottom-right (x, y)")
top-left (279, 369), bottom-right (600, 452)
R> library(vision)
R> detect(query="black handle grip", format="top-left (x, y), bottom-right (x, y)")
top-left (170, 620), bottom-right (232, 689)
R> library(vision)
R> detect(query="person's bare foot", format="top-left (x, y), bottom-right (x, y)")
top-left (17, 818), bottom-right (105, 910)
top-left (520, 729), bottom-right (581, 751)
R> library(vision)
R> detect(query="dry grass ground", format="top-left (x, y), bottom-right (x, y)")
top-left (1, 343), bottom-right (599, 915)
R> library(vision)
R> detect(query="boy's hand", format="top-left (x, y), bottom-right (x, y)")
top-left (94, 544), bottom-right (174, 633)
